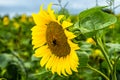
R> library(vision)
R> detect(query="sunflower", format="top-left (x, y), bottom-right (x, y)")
top-left (31, 3), bottom-right (79, 76)
top-left (3, 16), bottom-right (9, 26)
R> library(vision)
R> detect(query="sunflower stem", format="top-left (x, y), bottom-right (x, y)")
top-left (112, 56), bottom-right (120, 80)
top-left (96, 37), bottom-right (117, 80)
top-left (87, 64), bottom-right (109, 80)
top-left (97, 38), bottom-right (113, 72)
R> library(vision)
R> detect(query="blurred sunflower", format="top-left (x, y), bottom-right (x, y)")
top-left (31, 3), bottom-right (79, 76)
top-left (92, 49), bottom-right (103, 59)
top-left (13, 22), bottom-right (20, 29)
top-left (28, 16), bottom-right (33, 22)
top-left (86, 38), bottom-right (96, 45)
top-left (20, 14), bottom-right (27, 22)
top-left (3, 16), bottom-right (9, 26)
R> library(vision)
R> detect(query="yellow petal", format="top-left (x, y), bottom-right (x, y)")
top-left (41, 11), bottom-right (52, 21)
top-left (69, 60), bottom-right (78, 72)
top-left (47, 3), bottom-right (52, 13)
top-left (68, 40), bottom-right (80, 50)
top-left (64, 30), bottom-right (76, 39)
top-left (38, 4), bottom-right (44, 14)
top-left (32, 37), bottom-right (46, 49)
top-left (70, 50), bottom-right (79, 62)
top-left (32, 25), bottom-right (47, 49)
top-left (65, 55), bottom-right (72, 75)
top-left (32, 26), bottom-right (46, 38)
top-left (56, 57), bottom-right (63, 76)
top-left (32, 14), bottom-right (43, 25)
top-left (32, 13), bottom-right (50, 25)
top-left (61, 58), bottom-right (68, 76)
top-left (69, 52), bottom-right (79, 72)
top-left (32, 43), bottom-right (45, 49)
top-left (45, 54), bottom-right (56, 70)
top-left (31, 25), bottom-right (46, 32)
top-left (58, 15), bottom-right (64, 22)
top-left (34, 45), bottom-right (49, 57)
top-left (40, 51), bottom-right (51, 67)
top-left (47, 3), bottom-right (56, 21)
top-left (38, 4), bottom-right (52, 21)
top-left (51, 56), bottom-right (59, 74)
top-left (62, 21), bottom-right (73, 29)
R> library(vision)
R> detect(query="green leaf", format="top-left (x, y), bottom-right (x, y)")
top-left (106, 43), bottom-right (120, 55)
top-left (80, 43), bottom-right (92, 51)
top-left (106, 43), bottom-right (120, 51)
top-left (77, 51), bottom-right (89, 67)
top-left (0, 54), bottom-right (12, 69)
top-left (79, 6), bottom-right (117, 35)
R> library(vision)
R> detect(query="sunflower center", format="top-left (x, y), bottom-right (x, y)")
top-left (46, 22), bottom-right (71, 57)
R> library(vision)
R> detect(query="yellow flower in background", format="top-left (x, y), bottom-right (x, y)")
top-left (20, 14), bottom-right (27, 22)
top-left (13, 22), bottom-right (20, 29)
top-left (92, 49), bottom-right (103, 59)
top-left (28, 16), bottom-right (33, 22)
top-left (3, 16), bottom-right (9, 25)
top-left (94, 49), bottom-right (102, 56)
top-left (86, 38), bottom-right (96, 45)
top-left (31, 3), bottom-right (79, 76)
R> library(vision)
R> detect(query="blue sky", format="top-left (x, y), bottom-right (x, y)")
top-left (0, 0), bottom-right (120, 17)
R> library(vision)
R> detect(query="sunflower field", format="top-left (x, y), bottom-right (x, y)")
top-left (0, 0), bottom-right (120, 80)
